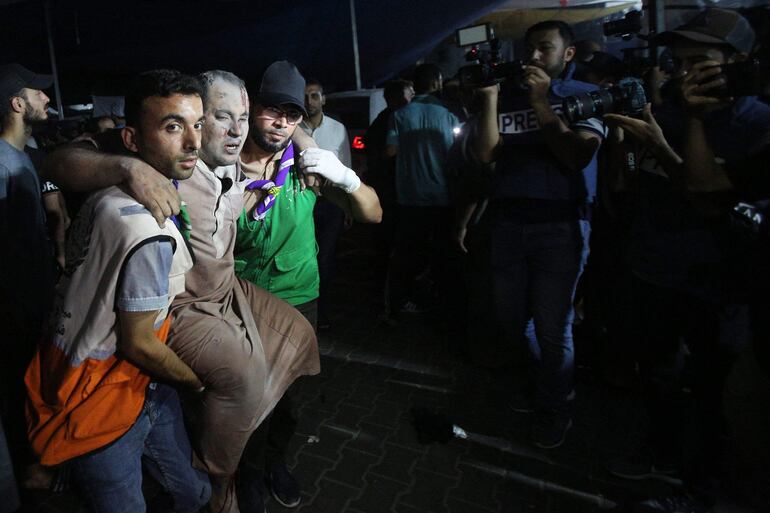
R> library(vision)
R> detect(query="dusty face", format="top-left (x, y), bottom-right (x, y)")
top-left (21, 88), bottom-right (50, 123)
top-left (249, 103), bottom-right (301, 153)
top-left (200, 79), bottom-right (250, 168)
top-left (123, 93), bottom-right (204, 180)
top-left (304, 84), bottom-right (324, 118)
top-left (526, 29), bottom-right (575, 79)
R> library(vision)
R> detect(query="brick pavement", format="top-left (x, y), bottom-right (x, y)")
top-left (16, 225), bottom-right (770, 513)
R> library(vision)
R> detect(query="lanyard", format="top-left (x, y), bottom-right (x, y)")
top-left (170, 179), bottom-right (191, 241)
top-left (244, 144), bottom-right (295, 221)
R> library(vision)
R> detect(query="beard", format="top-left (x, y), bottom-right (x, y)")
top-left (251, 129), bottom-right (290, 153)
top-left (23, 105), bottom-right (47, 124)
top-left (305, 105), bottom-right (320, 118)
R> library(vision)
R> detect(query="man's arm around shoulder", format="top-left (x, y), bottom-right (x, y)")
top-left (41, 134), bottom-right (180, 226)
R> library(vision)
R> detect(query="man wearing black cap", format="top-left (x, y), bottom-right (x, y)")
top-left (234, 61), bottom-right (381, 510)
top-left (236, 60), bottom-right (381, 325)
top-left (604, 8), bottom-right (770, 513)
top-left (0, 63), bottom-right (56, 504)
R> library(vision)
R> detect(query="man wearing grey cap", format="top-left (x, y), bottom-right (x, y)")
top-left (0, 63), bottom-right (55, 508)
top-left (604, 8), bottom-right (770, 513)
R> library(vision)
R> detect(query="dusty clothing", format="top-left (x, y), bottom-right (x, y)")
top-left (169, 160), bottom-right (319, 476)
top-left (25, 187), bottom-right (192, 465)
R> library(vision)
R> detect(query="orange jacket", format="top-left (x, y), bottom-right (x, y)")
top-left (25, 317), bottom-right (171, 466)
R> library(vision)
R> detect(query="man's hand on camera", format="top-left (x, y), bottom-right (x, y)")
top-left (523, 66), bottom-right (551, 104)
top-left (123, 159), bottom-right (181, 227)
top-left (605, 104), bottom-right (682, 166)
top-left (680, 60), bottom-right (731, 112)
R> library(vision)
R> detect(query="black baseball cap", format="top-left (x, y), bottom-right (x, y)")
top-left (655, 8), bottom-right (755, 54)
top-left (255, 61), bottom-right (307, 117)
top-left (0, 63), bottom-right (53, 100)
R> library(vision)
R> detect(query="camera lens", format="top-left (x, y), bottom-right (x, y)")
top-left (564, 89), bottom-right (614, 123)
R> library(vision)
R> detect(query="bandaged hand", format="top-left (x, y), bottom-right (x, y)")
top-left (299, 148), bottom-right (361, 193)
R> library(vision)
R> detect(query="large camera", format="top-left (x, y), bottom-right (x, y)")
top-left (456, 23), bottom-right (526, 88)
top-left (711, 59), bottom-right (770, 98)
top-left (603, 10), bottom-right (643, 40)
top-left (562, 77), bottom-right (647, 123)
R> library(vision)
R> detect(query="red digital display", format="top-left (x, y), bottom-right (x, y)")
top-left (352, 136), bottom-right (365, 150)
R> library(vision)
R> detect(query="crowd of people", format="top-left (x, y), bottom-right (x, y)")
top-left (1, 6), bottom-right (769, 513)
top-left (365, 8), bottom-right (770, 513)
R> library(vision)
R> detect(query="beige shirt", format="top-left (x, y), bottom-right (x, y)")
top-left (240, 149), bottom-right (285, 214)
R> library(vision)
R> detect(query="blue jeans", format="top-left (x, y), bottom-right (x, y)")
top-left (70, 384), bottom-right (211, 513)
top-left (490, 218), bottom-right (590, 413)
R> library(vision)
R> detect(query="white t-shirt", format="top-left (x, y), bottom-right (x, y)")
top-left (300, 114), bottom-right (351, 168)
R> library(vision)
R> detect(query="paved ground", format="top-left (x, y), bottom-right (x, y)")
top-left (18, 224), bottom-right (770, 513)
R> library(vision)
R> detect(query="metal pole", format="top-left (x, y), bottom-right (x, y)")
top-left (44, 0), bottom-right (64, 121)
top-left (349, 0), bottom-right (362, 90)
top-left (647, 0), bottom-right (666, 63)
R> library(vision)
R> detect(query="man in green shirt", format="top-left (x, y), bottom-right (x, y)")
top-left (234, 61), bottom-right (381, 510)
top-left (235, 61), bottom-right (381, 326)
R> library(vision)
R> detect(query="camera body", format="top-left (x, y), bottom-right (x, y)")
top-left (457, 59), bottom-right (526, 89)
top-left (456, 23), bottom-right (526, 88)
top-left (711, 59), bottom-right (770, 98)
top-left (562, 77), bottom-right (648, 123)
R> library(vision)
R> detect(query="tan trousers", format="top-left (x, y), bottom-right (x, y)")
top-left (168, 278), bottom-right (320, 476)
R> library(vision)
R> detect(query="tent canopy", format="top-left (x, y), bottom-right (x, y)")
top-left (0, 0), bottom-right (507, 99)
top-left (2, 1), bottom-right (761, 103)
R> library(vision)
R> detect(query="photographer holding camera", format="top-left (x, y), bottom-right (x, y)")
top-left (470, 20), bottom-right (604, 449)
top-left (602, 8), bottom-right (770, 512)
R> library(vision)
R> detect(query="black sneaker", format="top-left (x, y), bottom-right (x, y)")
top-left (633, 493), bottom-right (712, 513)
top-left (606, 453), bottom-right (681, 484)
top-left (531, 413), bottom-right (572, 449)
top-left (266, 461), bottom-right (301, 508)
top-left (509, 389), bottom-right (576, 414)
top-left (508, 392), bottom-right (535, 413)
top-left (236, 470), bottom-right (267, 513)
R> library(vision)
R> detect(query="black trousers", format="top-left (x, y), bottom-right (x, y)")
top-left (239, 299), bottom-right (317, 476)
top-left (314, 199), bottom-right (345, 323)
top-left (630, 276), bottom-right (750, 492)
top-left (387, 205), bottom-right (453, 311)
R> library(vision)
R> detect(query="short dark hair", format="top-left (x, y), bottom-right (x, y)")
top-left (383, 79), bottom-right (412, 104)
top-left (0, 86), bottom-right (23, 131)
top-left (198, 69), bottom-right (246, 109)
top-left (413, 63), bottom-right (442, 94)
top-left (85, 115), bottom-right (113, 134)
top-left (305, 78), bottom-right (323, 94)
top-left (124, 69), bottom-right (203, 128)
top-left (525, 20), bottom-right (575, 48)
